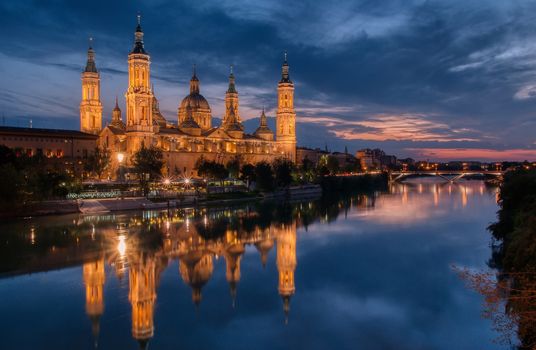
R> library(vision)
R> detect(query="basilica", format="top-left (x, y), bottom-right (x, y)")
top-left (80, 16), bottom-right (297, 177)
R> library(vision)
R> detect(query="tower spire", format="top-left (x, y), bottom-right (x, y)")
top-left (280, 51), bottom-right (291, 83)
top-left (260, 106), bottom-right (267, 127)
top-left (131, 14), bottom-right (146, 54)
top-left (190, 64), bottom-right (200, 94)
top-left (227, 64), bottom-right (236, 93)
top-left (85, 37), bottom-right (97, 73)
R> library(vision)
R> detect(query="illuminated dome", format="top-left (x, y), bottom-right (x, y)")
top-left (177, 66), bottom-right (212, 130)
top-left (180, 93), bottom-right (210, 110)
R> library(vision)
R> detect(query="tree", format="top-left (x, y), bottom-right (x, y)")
top-left (255, 161), bottom-right (274, 192)
top-left (84, 147), bottom-right (110, 179)
top-left (326, 155), bottom-right (340, 175)
top-left (299, 157), bottom-right (315, 183)
top-left (132, 145), bottom-right (164, 195)
top-left (240, 163), bottom-right (256, 188)
top-left (273, 158), bottom-right (294, 188)
top-left (195, 157), bottom-right (228, 183)
top-left (226, 157), bottom-right (241, 179)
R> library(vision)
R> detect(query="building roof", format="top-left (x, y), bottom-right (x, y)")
top-left (105, 125), bottom-right (126, 135)
top-left (0, 126), bottom-right (98, 139)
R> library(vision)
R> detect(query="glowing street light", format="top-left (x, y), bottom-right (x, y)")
top-left (117, 152), bottom-right (125, 183)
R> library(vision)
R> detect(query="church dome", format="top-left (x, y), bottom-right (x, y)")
top-left (180, 93), bottom-right (210, 111)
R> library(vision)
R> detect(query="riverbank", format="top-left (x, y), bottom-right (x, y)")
top-left (0, 174), bottom-right (388, 217)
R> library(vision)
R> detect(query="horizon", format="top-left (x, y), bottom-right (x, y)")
top-left (2, 1), bottom-right (536, 162)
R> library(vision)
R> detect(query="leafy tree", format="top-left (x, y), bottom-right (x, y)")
top-left (226, 157), bottom-right (241, 179)
top-left (240, 163), bottom-right (256, 187)
top-left (273, 158), bottom-right (294, 188)
top-left (132, 145), bottom-right (164, 195)
top-left (326, 155), bottom-right (340, 175)
top-left (195, 157), bottom-right (228, 182)
top-left (255, 161), bottom-right (274, 192)
top-left (298, 157), bottom-right (316, 183)
top-left (84, 147), bottom-right (110, 179)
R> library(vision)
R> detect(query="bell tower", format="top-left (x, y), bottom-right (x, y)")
top-left (223, 65), bottom-right (242, 129)
top-left (80, 38), bottom-right (103, 135)
top-left (125, 15), bottom-right (155, 152)
top-left (276, 52), bottom-right (296, 162)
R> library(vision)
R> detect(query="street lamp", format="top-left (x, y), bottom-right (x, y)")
top-left (117, 152), bottom-right (125, 183)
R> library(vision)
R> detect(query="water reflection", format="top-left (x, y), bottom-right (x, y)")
top-left (0, 180), bottom-right (500, 349)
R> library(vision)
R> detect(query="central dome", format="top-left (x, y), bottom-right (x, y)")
top-left (177, 68), bottom-right (212, 130)
top-left (180, 93), bottom-right (210, 110)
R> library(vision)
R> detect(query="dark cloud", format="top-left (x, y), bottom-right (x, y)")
top-left (1, 0), bottom-right (535, 159)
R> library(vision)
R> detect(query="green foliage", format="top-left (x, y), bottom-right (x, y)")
top-left (0, 145), bottom-right (79, 210)
top-left (489, 169), bottom-right (536, 271)
top-left (240, 163), bottom-right (256, 184)
top-left (84, 147), bottom-right (110, 179)
top-left (254, 161), bottom-right (274, 192)
top-left (326, 155), bottom-right (340, 174)
top-left (272, 158), bottom-right (294, 188)
top-left (226, 157), bottom-right (241, 179)
top-left (195, 157), bottom-right (228, 180)
top-left (132, 145), bottom-right (164, 195)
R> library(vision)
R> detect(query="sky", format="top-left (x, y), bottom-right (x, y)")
top-left (1, 0), bottom-right (536, 161)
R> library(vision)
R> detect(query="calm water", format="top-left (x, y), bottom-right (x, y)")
top-left (0, 180), bottom-right (503, 350)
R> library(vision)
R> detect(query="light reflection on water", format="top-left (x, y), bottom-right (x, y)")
top-left (0, 180), bottom-right (503, 350)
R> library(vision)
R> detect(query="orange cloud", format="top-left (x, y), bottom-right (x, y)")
top-left (406, 148), bottom-right (536, 161)
top-left (298, 114), bottom-right (480, 142)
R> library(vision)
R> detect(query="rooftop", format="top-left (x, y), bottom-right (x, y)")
top-left (0, 126), bottom-right (98, 139)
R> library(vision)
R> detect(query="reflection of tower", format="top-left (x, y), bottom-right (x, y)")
top-left (224, 242), bottom-right (245, 307)
top-left (179, 252), bottom-right (214, 306)
top-left (83, 258), bottom-right (105, 348)
top-left (276, 222), bottom-right (297, 323)
top-left (80, 39), bottom-right (103, 135)
top-left (129, 253), bottom-right (157, 350)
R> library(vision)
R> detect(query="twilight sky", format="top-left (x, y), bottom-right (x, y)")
top-left (1, 0), bottom-right (536, 161)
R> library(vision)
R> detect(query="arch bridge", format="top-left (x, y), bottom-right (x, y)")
top-left (389, 170), bottom-right (504, 183)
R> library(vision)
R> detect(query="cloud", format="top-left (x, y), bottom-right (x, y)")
top-left (513, 85), bottom-right (536, 100)
top-left (1, 0), bottom-right (536, 158)
top-left (405, 148), bottom-right (536, 161)
top-left (299, 114), bottom-right (481, 143)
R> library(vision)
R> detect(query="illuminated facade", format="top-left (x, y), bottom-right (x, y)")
top-left (80, 40), bottom-right (103, 135)
top-left (84, 16), bottom-right (297, 177)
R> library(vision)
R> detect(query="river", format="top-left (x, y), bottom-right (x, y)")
top-left (0, 180), bottom-right (505, 349)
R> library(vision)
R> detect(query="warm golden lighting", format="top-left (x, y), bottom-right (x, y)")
top-left (117, 235), bottom-right (127, 256)
top-left (117, 152), bottom-right (125, 163)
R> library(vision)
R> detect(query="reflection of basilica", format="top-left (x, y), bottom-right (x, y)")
top-left (81, 210), bottom-right (297, 349)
